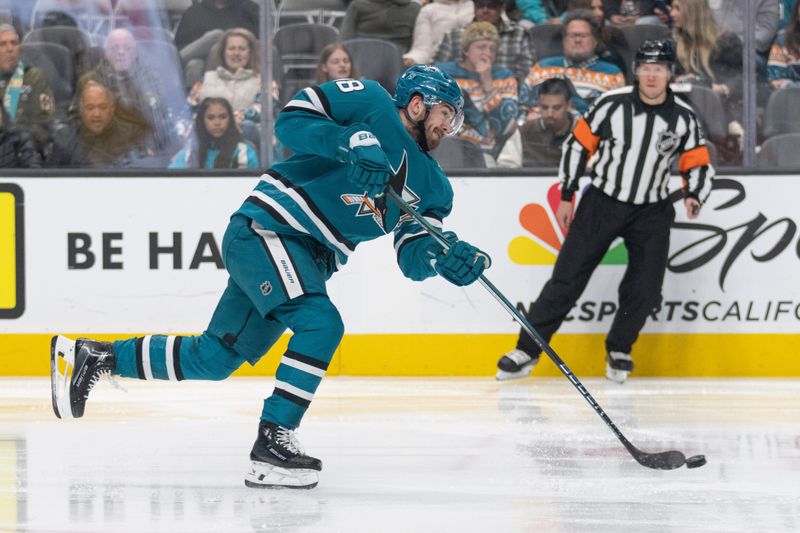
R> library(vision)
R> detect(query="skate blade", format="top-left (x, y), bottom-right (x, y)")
top-left (495, 363), bottom-right (534, 381)
top-left (605, 366), bottom-right (629, 384)
top-left (50, 335), bottom-right (76, 419)
top-left (244, 461), bottom-right (319, 489)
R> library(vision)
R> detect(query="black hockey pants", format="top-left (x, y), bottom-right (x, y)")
top-left (516, 186), bottom-right (675, 356)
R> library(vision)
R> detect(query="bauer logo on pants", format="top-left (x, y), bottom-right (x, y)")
top-left (0, 183), bottom-right (24, 319)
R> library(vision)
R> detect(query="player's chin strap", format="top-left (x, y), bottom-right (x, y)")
top-left (402, 106), bottom-right (431, 152)
top-left (385, 187), bottom-right (699, 471)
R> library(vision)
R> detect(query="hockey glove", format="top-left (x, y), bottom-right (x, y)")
top-left (432, 232), bottom-right (491, 287)
top-left (337, 123), bottom-right (391, 198)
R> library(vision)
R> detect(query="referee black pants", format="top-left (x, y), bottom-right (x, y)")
top-left (516, 186), bottom-right (675, 357)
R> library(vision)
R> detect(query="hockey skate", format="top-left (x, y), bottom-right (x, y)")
top-left (496, 349), bottom-right (539, 381)
top-left (605, 351), bottom-right (633, 384)
top-left (245, 420), bottom-right (322, 489)
top-left (50, 335), bottom-right (116, 418)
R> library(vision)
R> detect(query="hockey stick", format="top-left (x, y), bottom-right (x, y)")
top-left (387, 188), bottom-right (691, 470)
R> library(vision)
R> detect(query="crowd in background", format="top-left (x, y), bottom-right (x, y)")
top-left (0, 0), bottom-right (797, 170)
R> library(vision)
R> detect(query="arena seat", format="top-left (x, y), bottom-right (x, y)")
top-left (526, 24), bottom-right (562, 63)
top-left (23, 26), bottom-right (97, 78)
top-left (30, 0), bottom-right (113, 35)
top-left (342, 38), bottom-right (404, 95)
top-left (763, 86), bottom-right (800, 138)
top-left (278, 0), bottom-right (347, 28)
top-left (757, 133), bottom-right (800, 169)
top-left (274, 23), bottom-right (339, 87)
top-left (684, 85), bottom-right (728, 142)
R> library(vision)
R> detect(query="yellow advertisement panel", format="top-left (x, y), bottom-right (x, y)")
top-left (0, 184), bottom-right (24, 318)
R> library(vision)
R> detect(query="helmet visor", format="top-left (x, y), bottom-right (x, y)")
top-left (432, 99), bottom-right (465, 135)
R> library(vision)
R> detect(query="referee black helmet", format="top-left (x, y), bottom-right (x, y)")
top-left (633, 39), bottom-right (676, 76)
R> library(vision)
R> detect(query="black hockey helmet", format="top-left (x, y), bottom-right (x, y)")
top-left (633, 39), bottom-right (676, 75)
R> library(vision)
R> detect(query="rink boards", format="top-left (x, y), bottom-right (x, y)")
top-left (0, 175), bottom-right (798, 376)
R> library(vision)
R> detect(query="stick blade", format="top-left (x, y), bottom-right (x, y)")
top-left (633, 450), bottom-right (686, 470)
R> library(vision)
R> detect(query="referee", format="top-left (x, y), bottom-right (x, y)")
top-left (497, 39), bottom-right (714, 383)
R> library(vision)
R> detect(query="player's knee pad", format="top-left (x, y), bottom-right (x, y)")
top-left (278, 294), bottom-right (344, 362)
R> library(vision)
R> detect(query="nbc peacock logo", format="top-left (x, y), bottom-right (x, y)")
top-left (508, 183), bottom-right (628, 265)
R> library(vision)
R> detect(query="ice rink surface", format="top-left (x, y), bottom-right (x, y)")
top-left (1, 376), bottom-right (799, 533)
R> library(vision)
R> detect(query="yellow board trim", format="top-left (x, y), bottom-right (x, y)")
top-left (0, 193), bottom-right (16, 310)
top-left (1, 333), bottom-right (800, 377)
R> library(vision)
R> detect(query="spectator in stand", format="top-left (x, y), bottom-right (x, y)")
top-left (671, 0), bottom-right (742, 116)
top-left (341, 0), bottom-right (421, 54)
top-left (603, 0), bottom-right (664, 26)
top-left (89, 28), bottom-right (178, 163)
top-left (47, 79), bottom-right (149, 168)
top-left (0, 23), bottom-right (54, 154)
top-left (768, 0), bottom-right (800, 88)
top-left (708, 0), bottom-right (779, 60)
top-left (189, 28), bottom-right (264, 147)
top-left (516, 0), bottom-right (565, 26)
top-left (403, 0), bottom-right (474, 66)
top-left (570, 0), bottom-right (628, 74)
top-left (520, 77), bottom-right (578, 166)
top-left (315, 44), bottom-right (358, 83)
top-left (174, 0), bottom-right (259, 76)
top-left (169, 97), bottom-right (259, 169)
top-left (779, 0), bottom-right (797, 29)
top-left (0, 105), bottom-right (42, 167)
top-left (436, 21), bottom-right (522, 167)
top-left (520, 10), bottom-right (625, 114)
top-left (434, 0), bottom-right (536, 82)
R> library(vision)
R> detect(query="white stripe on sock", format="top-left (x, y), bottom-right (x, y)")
top-left (165, 335), bottom-right (177, 381)
top-left (142, 335), bottom-right (154, 381)
top-left (281, 356), bottom-right (326, 378)
top-left (275, 380), bottom-right (314, 401)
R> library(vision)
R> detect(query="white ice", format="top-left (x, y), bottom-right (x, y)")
top-left (1, 377), bottom-right (799, 533)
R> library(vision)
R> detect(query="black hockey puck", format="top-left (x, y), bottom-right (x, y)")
top-left (685, 455), bottom-right (706, 468)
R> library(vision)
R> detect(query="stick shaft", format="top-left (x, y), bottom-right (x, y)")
top-left (386, 189), bottom-right (642, 458)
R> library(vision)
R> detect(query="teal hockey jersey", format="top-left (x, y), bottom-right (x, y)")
top-left (235, 79), bottom-right (454, 282)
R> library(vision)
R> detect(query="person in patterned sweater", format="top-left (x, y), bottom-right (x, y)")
top-left (437, 21), bottom-right (521, 166)
top-left (520, 10), bottom-right (625, 114)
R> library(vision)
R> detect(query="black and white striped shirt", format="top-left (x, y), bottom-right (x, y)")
top-left (559, 86), bottom-right (714, 205)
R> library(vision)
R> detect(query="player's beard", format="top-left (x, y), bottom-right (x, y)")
top-left (425, 125), bottom-right (445, 151)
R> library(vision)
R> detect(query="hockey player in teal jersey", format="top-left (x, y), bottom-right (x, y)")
top-left (50, 65), bottom-right (491, 489)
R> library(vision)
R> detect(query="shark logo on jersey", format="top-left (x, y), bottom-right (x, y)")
top-left (341, 150), bottom-right (419, 232)
top-left (341, 194), bottom-right (385, 227)
top-left (656, 130), bottom-right (680, 156)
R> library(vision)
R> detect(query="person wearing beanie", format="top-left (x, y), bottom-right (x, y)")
top-left (433, 0), bottom-right (535, 83)
top-left (436, 21), bottom-right (522, 167)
